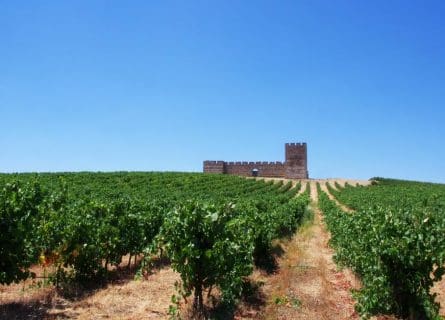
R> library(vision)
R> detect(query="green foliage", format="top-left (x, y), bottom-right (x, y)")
top-left (234, 194), bottom-right (309, 267)
top-left (159, 201), bottom-right (254, 313)
top-left (319, 180), bottom-right (445, 319)
top-left (273, 293), bottom-right (301, 308)
top-left (0, 172), bottom-right (309, 314)
top-left (0, 181), bottom-right (43, 284)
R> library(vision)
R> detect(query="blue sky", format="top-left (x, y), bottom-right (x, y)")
top-left (1, 1), bottom-right (444, 182)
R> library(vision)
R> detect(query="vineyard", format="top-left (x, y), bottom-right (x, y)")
top-left (0, 172), bottom-right (309, 318)
top-left (319, 178), bottom-right (445, 319)
top-left (1, 173), bottom-right (445, 319)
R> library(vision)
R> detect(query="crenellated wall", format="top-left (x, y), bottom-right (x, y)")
top-left (225, 161), bottom-right (285, 177)
top-left (203, 161), bottom-right (225, 174)
top-left (203, 143), bottom-right (308, 179)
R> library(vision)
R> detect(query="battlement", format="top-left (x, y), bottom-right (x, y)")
top-left (204, 160), bottom-right (225, 165)
top-left (225, 161), bottom-right (284, 166)
top-left (285, 142), bottom-right (306, 147)
top-left (203, 160), bottom-right (225, 165)
top-left (203, 143), bottom-right (308, 179)
top-left (203, 160), bottom-right (225, 174)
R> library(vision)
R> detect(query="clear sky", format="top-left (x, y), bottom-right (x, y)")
top-left (1, 1), bottom-right (444, 182)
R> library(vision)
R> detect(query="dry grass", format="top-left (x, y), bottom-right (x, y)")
top-left (0, 256), bottom-right (179, 320)
top-left (61, 267), bottom-right (178, 320)
top-left (432, 276), bottom-right (445, 317)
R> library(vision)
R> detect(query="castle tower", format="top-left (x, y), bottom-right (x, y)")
top-left (284, 143), bottom-right (308, 179)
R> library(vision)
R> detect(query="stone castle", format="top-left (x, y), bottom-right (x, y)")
top-left (203, 143), bottom-right (308, 179)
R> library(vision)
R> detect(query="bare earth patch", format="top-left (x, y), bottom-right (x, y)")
top-left (61, 268), bottom-right (178, 320)
top-left (259, 181), bottom-right (360, 320)
top-left (432, 271), bottom-right (445, 318)
top-left (0, 257), bottom-right (179, 320)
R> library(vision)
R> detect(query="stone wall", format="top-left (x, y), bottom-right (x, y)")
top-left (225, 161), bottom-right (285, 177)
top-left (203, 161), bottom-right (225, 174)
top-left (203, 143), bottom-right (309, 179)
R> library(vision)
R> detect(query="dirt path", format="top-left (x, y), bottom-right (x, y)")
top-left (261, 180), bottom-right (360, 319)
